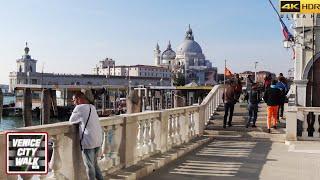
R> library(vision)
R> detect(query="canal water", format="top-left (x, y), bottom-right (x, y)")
top-left (1, 95), bottom-right (69, 131)
top-left (0, 116), bottom-right (69, 131)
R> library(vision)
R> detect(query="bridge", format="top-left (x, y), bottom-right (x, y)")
top-left (0, 85), bottom-right (320, 180)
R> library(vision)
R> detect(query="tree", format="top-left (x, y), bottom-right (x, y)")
top-left (173, 72), bottom-right (185, 86)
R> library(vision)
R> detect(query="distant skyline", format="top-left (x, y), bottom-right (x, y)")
top-left (0, 0), bottom-right (293, 84)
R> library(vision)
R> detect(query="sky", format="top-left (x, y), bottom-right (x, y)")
top-left (0, 0), bottom-right (294, 84)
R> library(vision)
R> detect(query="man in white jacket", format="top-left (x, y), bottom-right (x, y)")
top-left (69, 90), bottom-right (103, 180)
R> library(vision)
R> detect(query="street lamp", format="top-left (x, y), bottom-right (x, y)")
top-left (254, 61), bottom-right (258, 83)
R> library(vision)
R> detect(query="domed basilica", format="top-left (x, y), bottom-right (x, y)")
top-left (154, 25), bottom-right (217, 85)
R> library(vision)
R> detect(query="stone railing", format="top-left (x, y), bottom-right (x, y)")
top-left (286, 106), bottom-right (320, 141)
top-left (0, 85), bottom-right (224, 180)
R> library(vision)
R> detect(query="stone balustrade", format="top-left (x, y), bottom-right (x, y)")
top-left (286, 106), bottom-right (320, 141)
top-left (0, 85), bottom-right (224, 180)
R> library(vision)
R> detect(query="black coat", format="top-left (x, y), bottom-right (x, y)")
top-left (263, 87), bottom-right (282, 106)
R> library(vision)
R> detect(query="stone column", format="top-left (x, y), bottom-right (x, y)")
top-left (286, 106), bottom-right (298, 141)
top-left (0, 88), bottom-right (3, 119)
top-left (294, 79), bottom-right (308, 106)
top-left (23, 88), bottom-right (32, 127)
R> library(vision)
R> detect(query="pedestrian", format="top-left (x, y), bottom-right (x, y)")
top-left (276, 75), bottom-right (288, 120)
top-left (234, 74), bottom-right (243, 102)
top-left (246, 83), bottom-right (260, 128)
top-left (69, 90), bottom-right (104, 180)
top-left (264, 74), bottom-right (272, 91)
top-left (222, 80), bottom-right (237, 128)
top-left (263, 80), bottom-right (282, 133)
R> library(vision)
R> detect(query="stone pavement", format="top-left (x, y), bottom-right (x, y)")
top-left (142, 103), bottom-right (320, 180)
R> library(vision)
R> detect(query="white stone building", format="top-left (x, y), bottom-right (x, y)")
top-left (154, 25), bottom-right (217, 85)
top-left (93, 58), bottom-right (171, 78)
top-left (9, 44), bottom-right (171, 92)
top-left (291, 14), bottom-right (320, 107)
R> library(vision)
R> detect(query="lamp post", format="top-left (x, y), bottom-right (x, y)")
top-left (254, 61), bottom-right (258, 83)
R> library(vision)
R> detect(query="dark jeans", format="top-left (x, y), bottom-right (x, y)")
top-left (278, 103), bottom-right (284, 118)
top-left (248, 103), bottom-right (258, 125)
top-left (224, 102), bottom-right (235, 125)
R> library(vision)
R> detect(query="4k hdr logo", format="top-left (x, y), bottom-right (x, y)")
top-left (280, 0), bottom-right (320, 13)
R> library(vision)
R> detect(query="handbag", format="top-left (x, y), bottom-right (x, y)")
top-left (80, 105), bottom-right (91, 151)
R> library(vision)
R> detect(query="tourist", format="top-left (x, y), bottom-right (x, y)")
top-left (264, 73), bottom-right (272, 91)
top-left (263, 80), bottom-right (282, 133)
top-left (276, 74), bottom-right (288, 119)
top-left (222, 80), bottom-right (237, 128)
top-left (69, 90), bottom-right (104, 180)
top-left (234, 74), bottom-right (243, 102)
top-left (246, 83), bottom-right (260, 128)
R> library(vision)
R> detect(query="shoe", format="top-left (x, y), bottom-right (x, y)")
top-left (246, 124), bottom-right (249, 128)
top-left (273, 126), bottom-right (277, 129)
top-left (228, 123), bottom-right (232, 127)
top-left (252, 124), bottom-right (257, 128)
top-left (223, 125), bottom-right (226, 129)
top-left (268, 129), bottom-right (271, 133)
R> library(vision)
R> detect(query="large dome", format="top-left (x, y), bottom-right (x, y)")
top-left (177, 25), bottom-right (203, 54)
top-left (177, 39), bottom-right (202, 54)
top-left (161, 41), bottom-right (176, 60)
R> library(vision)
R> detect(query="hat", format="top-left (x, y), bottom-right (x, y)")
top-left (81, 89), bottom-right (95, 104)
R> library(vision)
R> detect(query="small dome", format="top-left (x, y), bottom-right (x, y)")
top-left (161, 41), bottom-right (176, 60)
top-left (177, 40), bottom-right (202, 54)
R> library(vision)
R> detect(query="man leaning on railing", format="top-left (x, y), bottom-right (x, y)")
top-left (69, 89), bottom-right (104, 180)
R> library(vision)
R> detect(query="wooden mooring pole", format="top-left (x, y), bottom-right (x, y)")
top-left (41, 89), bottom-right (51, 125)
top-left (23, 88), bottom-right (32, 127)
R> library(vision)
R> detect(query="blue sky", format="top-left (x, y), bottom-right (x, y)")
top-left (0, 0), bottom-right (293, 84)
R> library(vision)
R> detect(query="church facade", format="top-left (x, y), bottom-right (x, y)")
top-left (154, 25), bottom-right (217, 85)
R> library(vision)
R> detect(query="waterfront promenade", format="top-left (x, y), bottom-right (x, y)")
top-left (1, 86), bottom-right (320, 180)
top-left (142, 103), bottom-right (320, 180)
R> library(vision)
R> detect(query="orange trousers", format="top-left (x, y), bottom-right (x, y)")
top-left (267, 105), bottom-right (279, 129)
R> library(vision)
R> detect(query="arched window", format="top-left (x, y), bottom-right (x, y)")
top-left (19, 66), bottom-right (22, 72)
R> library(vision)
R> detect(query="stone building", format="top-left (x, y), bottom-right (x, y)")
top-left (291, 14), bottom-right (320, 107)
top-left (93, 58), bottom-right (171, 79)
top-left (9, 44), bottom-right (171, 92)
top-left (154, 25), bottom-right (217, 85)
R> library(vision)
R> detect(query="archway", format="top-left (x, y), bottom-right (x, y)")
top-left (304, 53), bottom-right (320, 107)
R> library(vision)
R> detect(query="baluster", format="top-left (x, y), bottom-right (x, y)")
top-left (149, 118), bottom-right (156, 152)
top-left (302, 111), bottom-right (309, 138)
top-left (216, 92), bottom-right (219, 108)
top-left (136, 120), bottom-right (144, 157)
top-left (171, 114), bottom-right (176, 145)
top-left (188, 112), bottom-right (192, 139)
top-left (175, 114), bottom-right (182, 145)
top-left (167, 115), bottom-right (173, 147)
top-left (99, 126), bottom-right (112, 170)
top-left (212, 97), bottom-right (216, 114)
top-left (209, 101), bottom-right (212, 118)
top-left (191, 111), bottom-right (195, 137)
top-left (313, 113), bottom-right (320, 138)
top-left (110, 125), bottom-right (120, 166)
top-left (48, 135), bottom-right (64, 180)
top-left (143, 120), bottom-right (150, 155)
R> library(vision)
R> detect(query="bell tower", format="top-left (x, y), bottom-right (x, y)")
top-left (154, 43), bottom-right (161, 66)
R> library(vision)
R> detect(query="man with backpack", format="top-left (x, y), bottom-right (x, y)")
top-left (263, 80), bottom-right (282, 133)
top-left (276, 74), bottom-right (288, 120)
top-left (245, 83), bottom-right (260, 128)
